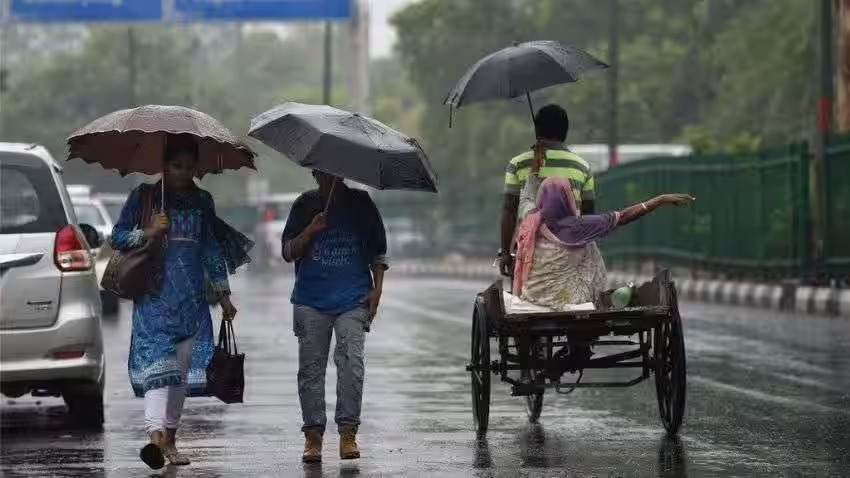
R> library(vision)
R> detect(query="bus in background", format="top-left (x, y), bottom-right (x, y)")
top-left (570, 144), bottom-right (693, 174)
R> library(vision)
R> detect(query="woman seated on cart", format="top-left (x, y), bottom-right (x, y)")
top-left (513, 144), bottom-right (694, 311)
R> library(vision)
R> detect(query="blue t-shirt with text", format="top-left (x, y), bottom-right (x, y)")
top-left (282, 188), bottom-right (387, 314)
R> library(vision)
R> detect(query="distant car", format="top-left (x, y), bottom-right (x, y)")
top-left (0, 143), bottom-right (105, 427)
top-left (254, 193), bottom-right (299, 265)
top-left (70, 195), bottom-right (113, 248)
top-left (69, 188), bottom-right (119, 316)
top-left (93, 192), bottom-right (127, 226)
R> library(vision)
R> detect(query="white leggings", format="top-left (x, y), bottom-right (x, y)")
top-left (144, 336), bottom-right (195, 434)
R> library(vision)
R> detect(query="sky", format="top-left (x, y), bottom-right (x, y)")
top-left (247, 0), bottom-right (419, 59)
top-left (367, 0), bottom-right (418, 58)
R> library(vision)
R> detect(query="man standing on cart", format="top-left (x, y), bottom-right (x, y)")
top-left (498, 104), bottom-right (597, 280)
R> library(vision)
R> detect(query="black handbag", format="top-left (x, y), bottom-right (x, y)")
top-left (206, 320), bottom-right (245, 404)
top-left (100, 185), bottom-right (164, 300)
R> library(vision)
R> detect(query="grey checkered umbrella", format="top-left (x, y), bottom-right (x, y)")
top-left (248, 103), bottom-right (438, 193)
top-left (67, 105), bottom-right (256, 177)
top-left (445, 41), bottom-right (608, 121)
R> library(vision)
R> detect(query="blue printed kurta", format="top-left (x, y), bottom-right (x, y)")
top-left (112, 183), bottom-right (244, 398)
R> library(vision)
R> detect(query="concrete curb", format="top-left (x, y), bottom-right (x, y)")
top-left (392, 262), bottom-right (850, 318)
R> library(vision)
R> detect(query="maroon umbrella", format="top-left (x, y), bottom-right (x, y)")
top-left (67, 105), bottom-right (256, 178)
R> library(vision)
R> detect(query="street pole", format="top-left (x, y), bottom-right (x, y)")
top-left (0, 0), bottom-right (12, 141)
top-left (349, 0), bottom-right (370, 115)
top-left (0, 23), bottom-right (8, 140)
top-left (607, 0), bottom-right (619, 169)
top-left (127, 27), bottom-right (137, 106)
top-left (813, 0), bottom-right (834, 284)
top-left (323, 20), bottom-right (333, 105)
top-left (837, 0), bottom-right (850, 131)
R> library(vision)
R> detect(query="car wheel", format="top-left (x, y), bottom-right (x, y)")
top-left (100, 290), bottom-right (120, 317)
top-left (63, 380), bottom-right (104, 429)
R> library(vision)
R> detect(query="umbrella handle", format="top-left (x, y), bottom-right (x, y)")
top-left (324, 178), bottom-right (338, 212)
top-left (526, 92), bottom-right (535, 122)
top-left (161, 172), bottom-right (166, 213)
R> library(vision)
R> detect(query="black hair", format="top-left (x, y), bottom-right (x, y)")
top-left (534, 104), bottom-right (570, 142)
top-left (164, 134), bottom-right (199, 163)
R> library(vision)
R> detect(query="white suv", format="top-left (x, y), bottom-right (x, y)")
top-left (69, 188), bottom-right (119, 316)
top-left (0, 143), bottom-right (105, 427)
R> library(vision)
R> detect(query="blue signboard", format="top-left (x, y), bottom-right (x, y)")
top-left (9, 0), bottom-right (162, 22)
top-left (174, 0), bottom-right (352, 21)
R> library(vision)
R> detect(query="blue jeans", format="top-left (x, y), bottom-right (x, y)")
top-left (293, 304), bottom-right (370, 434)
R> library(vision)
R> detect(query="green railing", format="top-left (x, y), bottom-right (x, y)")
top-left (596, 143), bottom-right (813, 280)
top-left (825, 136), bottom-right (850, 279)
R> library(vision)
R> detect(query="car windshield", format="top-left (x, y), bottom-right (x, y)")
top-left (74, 203), bottom-right (106, 226)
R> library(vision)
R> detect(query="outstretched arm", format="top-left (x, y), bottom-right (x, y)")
top-left (616, 194), bottom-right (694, 227)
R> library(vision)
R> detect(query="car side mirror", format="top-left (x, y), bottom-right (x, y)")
top-left (79, 224), bottom-right (103, 249)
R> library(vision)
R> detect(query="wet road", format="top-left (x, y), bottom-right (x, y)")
top-left (2, 273), bottom-right (849, 477)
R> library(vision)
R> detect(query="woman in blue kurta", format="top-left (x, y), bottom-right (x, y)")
top-left (111, 134), bottom-right (252, 470)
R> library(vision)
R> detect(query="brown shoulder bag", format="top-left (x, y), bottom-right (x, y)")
top-left (100, 185), bottom-right (164, 300)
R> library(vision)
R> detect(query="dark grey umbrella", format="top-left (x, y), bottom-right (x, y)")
top-left (248, 103), bottom-right (438, 193)
top-left (444, 41), bottom-right (608, 121)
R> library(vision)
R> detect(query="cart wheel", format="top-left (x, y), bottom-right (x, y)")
top-left (471, 297), bottom-right (491, 437)
top-left (654, 285), bottom-right (687, 436)
top-left (522, 340), bottom-right (544, 424)
top-left (523, 370), bottom-right (544, 423)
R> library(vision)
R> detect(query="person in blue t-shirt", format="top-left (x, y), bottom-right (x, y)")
top-left (281, 170), bottom-right (387, 464)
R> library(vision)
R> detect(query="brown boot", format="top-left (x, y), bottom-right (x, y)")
top-left (339, 431), bottom-right (360, 460)
top-left (162, 428), bottom-right (191, 466)
top-left (302, 430), bottom-right (323, 463)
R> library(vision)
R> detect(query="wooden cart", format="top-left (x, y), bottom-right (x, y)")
top-left (467, 270), bottom-right (686, 437)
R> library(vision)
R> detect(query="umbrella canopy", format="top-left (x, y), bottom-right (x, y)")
top-left (444, 40), bottom-right (608, 112)
top-left (67, 105), bottom-right (256, 177)
top-left (248, 103), bottom-right (438, 193)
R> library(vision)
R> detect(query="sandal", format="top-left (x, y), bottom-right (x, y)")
top-left (163, 428), bottom-right (191, 466)
top-left (139, 431), bottom-right (165, 470)
top-left (163, 445), bottom-right (191, 466)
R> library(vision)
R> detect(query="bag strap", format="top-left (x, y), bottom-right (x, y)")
top-left (226, 321), bottom-right (238, 355)
top-left (217, 320), bottom-right (231, 354)
top-left (217, 320), bottom-right (239, 355)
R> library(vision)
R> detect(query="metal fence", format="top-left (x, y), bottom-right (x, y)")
top-left (596, 137), bottom-right (850, 282)
top-left (596, 142), bottom-right (815, 280)
top-left (825, 136), bottom-right (850, 279)
top-left (378, 135), bottom-right (849, 280)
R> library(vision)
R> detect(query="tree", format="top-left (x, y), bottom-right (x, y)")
top-left (700, 0), bottom-right (816, 145)
top-left (389, 0), bottom-right (817, 254)
top-left (0, 23), bottom-right (363, 198)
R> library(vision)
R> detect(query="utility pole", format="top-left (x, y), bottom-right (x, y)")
top-left (813, 0), bottom-right (834, 284)
top-left (322, 20), bottom-right (333, 105)
top-left (837, 0), bottom-right (850, 131)
top-left (235, 23), bottom-right (244, 108)
top-left (127, 27), bottom-right (137, 106)
top-left (348, 0), bottom-right (370, 114)
top-left (0, 23), bottom-right (8, 140)
top-left (0, 0), bottom-right (12, 141)
top-left (607, 0), bottom-right (619, 169)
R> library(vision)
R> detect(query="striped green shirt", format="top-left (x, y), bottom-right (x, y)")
top-left (504, 147), bottom-right (595, 206)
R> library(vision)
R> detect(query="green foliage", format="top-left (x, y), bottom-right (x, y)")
top-left (389, 0), bottom-right (819, 254)
top-left (0, 24), bottom-right (364, 198)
